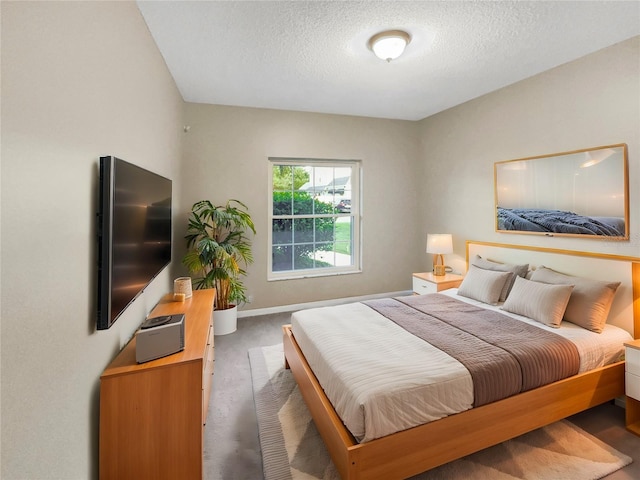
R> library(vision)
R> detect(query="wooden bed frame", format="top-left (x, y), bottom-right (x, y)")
top-left (282, 241), bottom-right (640, 480)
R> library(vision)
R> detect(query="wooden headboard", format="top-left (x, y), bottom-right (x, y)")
top-left (465, 240), bottom-right (640, 339)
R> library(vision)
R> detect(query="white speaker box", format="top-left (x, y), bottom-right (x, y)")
top-left (135, 314), bottom-right (185, 363)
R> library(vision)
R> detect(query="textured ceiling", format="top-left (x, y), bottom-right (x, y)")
top-left (137, 1), bottom-right (640, 121)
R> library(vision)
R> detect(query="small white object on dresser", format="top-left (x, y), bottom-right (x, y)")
top-left (625, 339), bottom-right (640, 436)
top-left (412, 272), bottom-right (464, 294)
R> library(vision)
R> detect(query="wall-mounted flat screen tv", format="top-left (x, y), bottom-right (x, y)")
top-left (97, 156), bottom-right (172, 330)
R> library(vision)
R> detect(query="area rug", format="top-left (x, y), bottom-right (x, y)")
top-left (249, 343), bottom-right (632, 480)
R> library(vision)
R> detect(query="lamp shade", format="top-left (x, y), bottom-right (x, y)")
top-left (426, 234), bottom-right (453, 254)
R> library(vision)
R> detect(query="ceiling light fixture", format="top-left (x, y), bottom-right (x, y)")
top-left (368, 30), bottom-right (411, 62)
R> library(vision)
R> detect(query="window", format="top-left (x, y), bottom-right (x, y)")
top-left (268, 158), bottom-right (361, 280)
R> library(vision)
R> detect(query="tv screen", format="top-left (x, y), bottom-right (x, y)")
top-left (97, 156), bottom-right (172, 330)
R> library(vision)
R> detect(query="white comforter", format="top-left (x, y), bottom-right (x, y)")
top-left (290, 290), bottom-right (632, 443)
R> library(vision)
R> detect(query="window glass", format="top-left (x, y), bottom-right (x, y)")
top-left (269, 159), bottom-right (360, 279)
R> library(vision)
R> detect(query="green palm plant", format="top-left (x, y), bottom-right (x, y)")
top-left (183, 199), bottom-right (256, 310)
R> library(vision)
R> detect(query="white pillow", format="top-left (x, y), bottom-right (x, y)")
top-left (501, 276), bottom-right (574, 328)
top-left (529, 266), bottom-right (620, 333)
top-left (457, 265), bottom-right (511, 305)
top-left (471, 255), bottom-right (529, 302)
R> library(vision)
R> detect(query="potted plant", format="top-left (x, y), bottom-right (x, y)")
top-left (183, 199), bottom-right (256, 335)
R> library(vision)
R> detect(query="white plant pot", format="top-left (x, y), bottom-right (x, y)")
top-left (214, 305), bottom-right (237, 335)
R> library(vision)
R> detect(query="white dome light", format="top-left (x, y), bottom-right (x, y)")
top-left (368, 30), bottom-right (411, 62)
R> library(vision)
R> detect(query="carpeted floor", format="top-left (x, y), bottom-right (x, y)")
top-left (203, 313), bottom-right (640, 480)
top-left (250, 343), bottom-right (632, 480)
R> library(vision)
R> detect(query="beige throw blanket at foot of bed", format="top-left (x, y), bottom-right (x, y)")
top-left (366, 294), bottom-right (580, 406)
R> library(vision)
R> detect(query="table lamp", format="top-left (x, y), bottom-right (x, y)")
top-left (426, 234), bottom-right (453, 276)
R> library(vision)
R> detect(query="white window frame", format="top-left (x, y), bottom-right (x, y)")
top-left (268, 158), bottom-right (362, 281)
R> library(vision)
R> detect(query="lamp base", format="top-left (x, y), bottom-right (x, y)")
top-left (433, 264), bottom-right (446, 276)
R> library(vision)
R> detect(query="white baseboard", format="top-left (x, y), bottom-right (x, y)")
top-left (237, 290), bottom-right (412, 318)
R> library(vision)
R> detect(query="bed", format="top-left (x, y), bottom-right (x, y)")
top-left (282, 241), bottom-right (640, 479)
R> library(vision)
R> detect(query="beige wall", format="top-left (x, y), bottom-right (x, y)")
top-left (418, 37), bottom-right (640, 274)
top-left (1, 2), bottom-right (183, 479)
top-left (180, 104), bottom-right (423, 310)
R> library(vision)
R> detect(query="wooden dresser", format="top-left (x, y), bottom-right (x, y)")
top-left (99, 289), bottom-right (215, 480)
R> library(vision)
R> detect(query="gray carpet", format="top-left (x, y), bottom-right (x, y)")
top-left (250, 343), bottom-right (632, 480)
top-left (203, 313), bottom-right (640, 480)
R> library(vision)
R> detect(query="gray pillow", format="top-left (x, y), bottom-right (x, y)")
top-left (501, 276), bottom-right (574, 328)
top-left (529, 266), bottom-right (620, 333)
top-left (471, 255), bottom-right (529, 301)
top-left (457, 265), bottom-right (511, 305)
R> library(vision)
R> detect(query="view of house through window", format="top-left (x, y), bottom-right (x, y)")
top-left (268, 158), bottom-right (361, 279)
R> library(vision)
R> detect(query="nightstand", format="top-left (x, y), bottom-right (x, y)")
top-left (625, 339), bottom-right (640, 436)
top-left (412, 272), bottom-right (464, 295)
